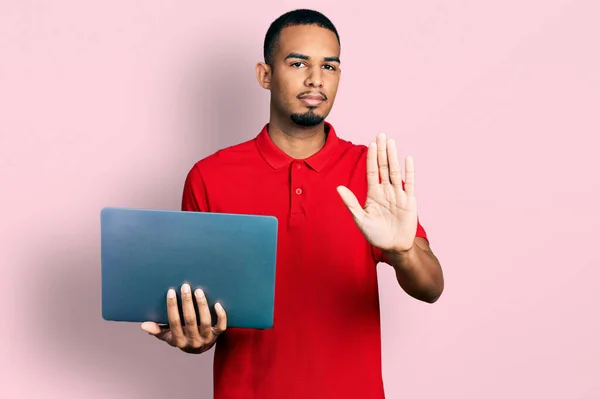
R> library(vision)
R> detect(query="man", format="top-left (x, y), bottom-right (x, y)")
top-left (141, 8), bottom-right (443, 399)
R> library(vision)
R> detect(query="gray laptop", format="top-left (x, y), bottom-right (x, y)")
top-left (100, 207), bottom-right (278, 329)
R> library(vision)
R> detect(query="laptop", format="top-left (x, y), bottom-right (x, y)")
top-left (100, 207), bottom-right (278, 329)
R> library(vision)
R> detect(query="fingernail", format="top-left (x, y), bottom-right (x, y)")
top-left (195, 289), bottom-right (204, 298)
top-left (182, 284), bottom-right (190, 294)
top-left (215, 303), bottom-right (223, 311)
top-left (167, 289), bottom-right (175, 298)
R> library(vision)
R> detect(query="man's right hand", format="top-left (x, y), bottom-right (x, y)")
top-left (141, 284), bottom-right (227, 354)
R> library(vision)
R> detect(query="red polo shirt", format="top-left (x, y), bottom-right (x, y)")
top-left (181, 122), bottom-right (428, 399)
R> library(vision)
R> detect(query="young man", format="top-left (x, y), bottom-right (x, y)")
top-left (141, 9), bottom-right (444, 399)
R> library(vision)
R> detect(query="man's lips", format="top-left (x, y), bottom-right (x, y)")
top-left (298, 93), bottom-right (326, 106)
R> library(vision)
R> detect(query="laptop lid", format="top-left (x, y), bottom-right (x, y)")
top-left (100, 207), bottom-right (278, 329)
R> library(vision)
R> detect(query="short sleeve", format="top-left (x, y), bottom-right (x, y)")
top-left (181, 164), bottom-right (209, 212)
top-left (372, 217), bottom-right (429, 263)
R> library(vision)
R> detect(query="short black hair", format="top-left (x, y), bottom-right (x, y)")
top-left (263, 9), bottom-right (340, 66)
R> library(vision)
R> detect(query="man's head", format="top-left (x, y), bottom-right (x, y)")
top-left (256, 9), bottom-right (342, 128)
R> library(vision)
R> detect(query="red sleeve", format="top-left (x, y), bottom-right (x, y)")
top-left (181, 164), bottom-right (209, 212)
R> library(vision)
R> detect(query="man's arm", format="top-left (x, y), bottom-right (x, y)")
top-left (382, 237), bottom-right (444, 303)
top-left (336, 134), bottom-right (444, 303)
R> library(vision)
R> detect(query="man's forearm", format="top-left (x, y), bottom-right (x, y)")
top-left (383, 239), bottom-right (444, 303)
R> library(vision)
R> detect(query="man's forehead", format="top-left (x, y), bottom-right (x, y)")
top-left (277, 24), bottom-right (340, 54)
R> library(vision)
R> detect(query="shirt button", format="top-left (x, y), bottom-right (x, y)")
top-left (295, 188), bottom-right (303, 195)
top-left (296, 163), bottom-right (302, 169)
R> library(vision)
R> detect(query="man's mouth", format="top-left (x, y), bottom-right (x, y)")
top-left (298, 92), bottom-right (326, 106)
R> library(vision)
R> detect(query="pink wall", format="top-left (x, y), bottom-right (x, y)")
top-left (1, 1), bottom-right (599, 398)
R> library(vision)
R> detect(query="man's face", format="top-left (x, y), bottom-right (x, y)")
top-left (264, 24), bottom-right (341, 127)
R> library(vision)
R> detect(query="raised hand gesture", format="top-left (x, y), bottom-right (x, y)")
top-left (337, 133), bottom-right (418, 253)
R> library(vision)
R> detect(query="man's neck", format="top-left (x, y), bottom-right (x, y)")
top-left (266, 116), bottom-right (327, 160)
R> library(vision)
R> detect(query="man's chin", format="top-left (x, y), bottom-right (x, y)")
top-left (290, 111), bottom-right (325, 127)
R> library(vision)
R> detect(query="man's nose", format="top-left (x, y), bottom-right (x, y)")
top-left (305, 67), bottom-right (324, 87)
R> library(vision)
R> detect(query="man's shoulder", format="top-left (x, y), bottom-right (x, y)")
top-left (335, 135), bottom-right (369, 162)
top-left (339, 136), bottom-right (368, 152)
top-left (190, 137), bottom-right (259, 174)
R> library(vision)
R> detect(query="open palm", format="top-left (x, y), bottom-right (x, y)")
top-left (337, 133), bottom-right (418, 253)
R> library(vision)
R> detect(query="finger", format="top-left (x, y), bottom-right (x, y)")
top-left (387, 138), bottom-right (403, 187)
top-left (166, 288), bottom-right (185, 346)
top-left (195, 289), bottom-right (212, 338)
top-left (376, 133), bottom-right (390, 185)
top-left (181, 284), bottom-right (201, 342)
top-left (404, 156), bottom-right (415, 197)
top-left (141, 321), bottom-right (163, 335)
top-left (213, 302), bottom-right (227, 336)
top-left (366, 141), bottom-right (378, 187)
top-left (142, 322), bottom-right (172, 342)
top-left (336, 186), bottom-right (366, 223)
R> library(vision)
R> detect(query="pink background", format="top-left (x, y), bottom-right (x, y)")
top-left (1, 0), bottom-right (599, 398)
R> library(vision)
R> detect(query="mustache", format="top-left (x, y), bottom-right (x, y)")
top-left (297, 91), bottom-right (327, 100)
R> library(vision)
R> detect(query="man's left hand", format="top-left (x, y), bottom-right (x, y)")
top-left (337, 132), bottom-right (418, 253)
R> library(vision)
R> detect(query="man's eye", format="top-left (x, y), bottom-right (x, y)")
top-left (323, 65), bottom-right (336, 71)
top-left (291, 62), bottom-right (305, 68)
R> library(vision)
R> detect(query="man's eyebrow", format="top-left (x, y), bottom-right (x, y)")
top-left (284, 52), bottom-right (309, 60)
top-left (284, 52), bottom-right (341, 63)
top-left (323, 56), bottom-right (341, 63)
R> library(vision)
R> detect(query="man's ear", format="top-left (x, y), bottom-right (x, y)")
top-left (256, 62), bottom-right (272, 90)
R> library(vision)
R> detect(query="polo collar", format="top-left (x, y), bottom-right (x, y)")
top-left (255, 122), bottom-right (340, 172)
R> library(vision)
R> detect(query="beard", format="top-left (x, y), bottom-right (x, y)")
top-left (290, 109), bottom-right (325, 127)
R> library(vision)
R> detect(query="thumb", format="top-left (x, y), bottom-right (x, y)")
top-left (141, 322), bottom-right (163, 335)
top-left (336, 186), bottom-right (365, 221)
top-left (142, 322), bottom-right (172, 342)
